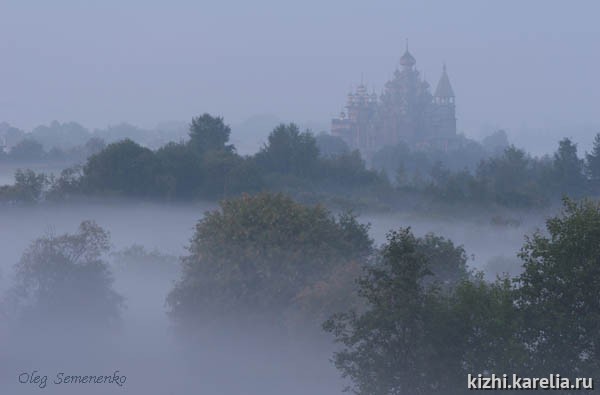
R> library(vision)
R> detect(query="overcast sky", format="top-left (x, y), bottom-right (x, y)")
top-left (1, 1), bottom-right (599, 153)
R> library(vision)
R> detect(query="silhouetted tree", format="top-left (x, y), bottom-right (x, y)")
top-left (585, 133), bottom-right (600, 185)
top-left (9, 221), bottom-right (123, 329)
top-left (154, 142), bottom-right (203, 198)
top-left (256, 123), bottom-right (319, 177)
top-left (517, 198), bottom-right (600, 378)
top-left (188, 113), bottom-right (234, 154)
top-left (325, 228), bottom-right (523, 395)
top-left (83, 139), bottom-right (160, 196)
top-left (552, 138), bottom-right (585, 195)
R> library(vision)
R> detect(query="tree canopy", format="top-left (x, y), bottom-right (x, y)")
top-left (167, 192), bottom-right (373, 327)
top-left (9, 221), bottom-right (123, 330)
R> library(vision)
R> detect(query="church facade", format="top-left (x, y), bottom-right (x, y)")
top-left (331, 48), bottom-right (457, 159)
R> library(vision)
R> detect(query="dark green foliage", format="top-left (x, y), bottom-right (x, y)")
top-left (325, 199), bottom-right (600, 395)
top-left (586, 133), bottom-right (600, 187)
top-left (319, 150), bottom-right (381, 187)
top-left (475, 145), bottom-right (544, 207)
top-left (323, 228), bottom-right (522, 395)
top-left (200, 150), bottom-right (262, 198)
top-left (324, 229), bottom-right (445, 394)
top-left (83, 139), bottom-right (160, 196)
top-left (551, 138), bottom-right (586, 195)
top-left (188, 113), bottom-right (234, 154)
top-left (443, 276), bottom-right (526, 379)
top-left (517, 198), bottom-right (600, 377)
top-left (4, 113), bottom-right (595, 208)
top-left (167, 193), bottom-right (373, 326)
top-left (256, 123), bottom-right (319, 177)
top-left (9, 221), bottom-right (123, 329)
top-left (418, 232), bottom-right (470, 288)
top-left (154, 142), bottom-right (203, 198)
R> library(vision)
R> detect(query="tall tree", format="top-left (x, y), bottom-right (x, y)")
top-left (324, 228), bottom-right (523, 395)
top-left (188, 113), bottom-right (234, 154)
top-left (324, 228), bottom-right (443, 395)
top-left (552, 138), bottom-right (585, 195)
top-left (585, 133), bottom-right (600, 184)
top-left (255, 123), bottom-right (319, 177)
top-left (517, 198), bottom-right (600, 378)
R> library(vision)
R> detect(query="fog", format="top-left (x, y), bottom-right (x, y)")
top-left (0, 201), bottom-right (546, 394)
top-left (1, 1), bottom-right (600, 155)
top-left (0, 200), bottom-right (540, 394)
top-left (0, 202), bottom-right (345, 394)
top-left (2, 2), bottom-right (597, 393)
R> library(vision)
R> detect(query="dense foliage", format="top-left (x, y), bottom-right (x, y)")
top-left (0, 114), bottom-right (386, 204)
top-left (2, 113), bottom-right (600, 210)
top-left (325, 199), bottom-right (600, 394)
top-left (167, 192), bottom-right (373, 327)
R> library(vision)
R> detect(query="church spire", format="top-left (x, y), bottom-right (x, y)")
top-left (434, 63), bottom-right (455, 101)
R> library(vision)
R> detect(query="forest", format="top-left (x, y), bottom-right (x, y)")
top-left (1, 113), bottom-right (600, 211)
top-left (1, 114), bottom-right (599, 394)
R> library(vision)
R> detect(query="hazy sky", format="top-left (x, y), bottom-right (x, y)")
top-left (1, 1), bottom-right (599, 153)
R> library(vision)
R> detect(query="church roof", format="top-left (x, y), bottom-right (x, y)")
top-left (434, 64), bottom-right (454, 97)
top-left (399, 50), bottom-right (416, 67)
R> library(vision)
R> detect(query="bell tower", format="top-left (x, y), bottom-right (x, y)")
top-left (432, 64), bottom-right (456, 139)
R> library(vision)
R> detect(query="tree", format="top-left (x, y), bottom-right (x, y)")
top-left (585, 133), bottom-right (600, 185)
top-left (9, 139), bottom-right (45, 161)
top-left (83, 139), bottom-right (160, 196)
top-left (46, 165), bottom-right (83, 201)
top-left (255, 123), bottom-right (319, 177)
top-left (418, 232), bottom-right (469, 289)
top-left (200, 151), bottom-right (263, 198)
top-left (476, 145), bottom-right (542, 207)
top-left (188, 113), bottom-right (234, 154)
top-left (167, 193), bottom-right (372, 327)
top-left (319, 150), bottom-right (382, 187)
top-left (324, 228), bottom-right (522, 395)
top-left (552, 138), bottom-right (586, 195)
top-left (324, 228), bottom-right (442, 395)
top-left (517, 198), bottom-right (600, 378)
top-left (315, 132), bottom-right (350, 158)
top-left (9, 221), bottom-right (122, 329)
top-left (31, 120), bottom-right (90, 150)
top-left (155, 142), bottom-right (203, 198)
top-left (0, 169), bottom-right (49, 204)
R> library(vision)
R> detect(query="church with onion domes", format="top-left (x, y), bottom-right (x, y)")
top-left (331, 46), bottom-right (457, 159)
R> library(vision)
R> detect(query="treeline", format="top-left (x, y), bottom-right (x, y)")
top-left (420, 137), bottom-right (598, 207)
top-left (0, 120), bottom-right (188, 155)
top-left (0, 114), bottom-right (386, 204)
top-left (0, 136), bottom-right (105, 163)
top-left (323, 197), bottom-right (600, 394)
top-left (2, 113), bottom-right (600, 209)
top-left (371, 133), bottom-right (600, 208)
top-left (4, 193), bottom-right (599, 394)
